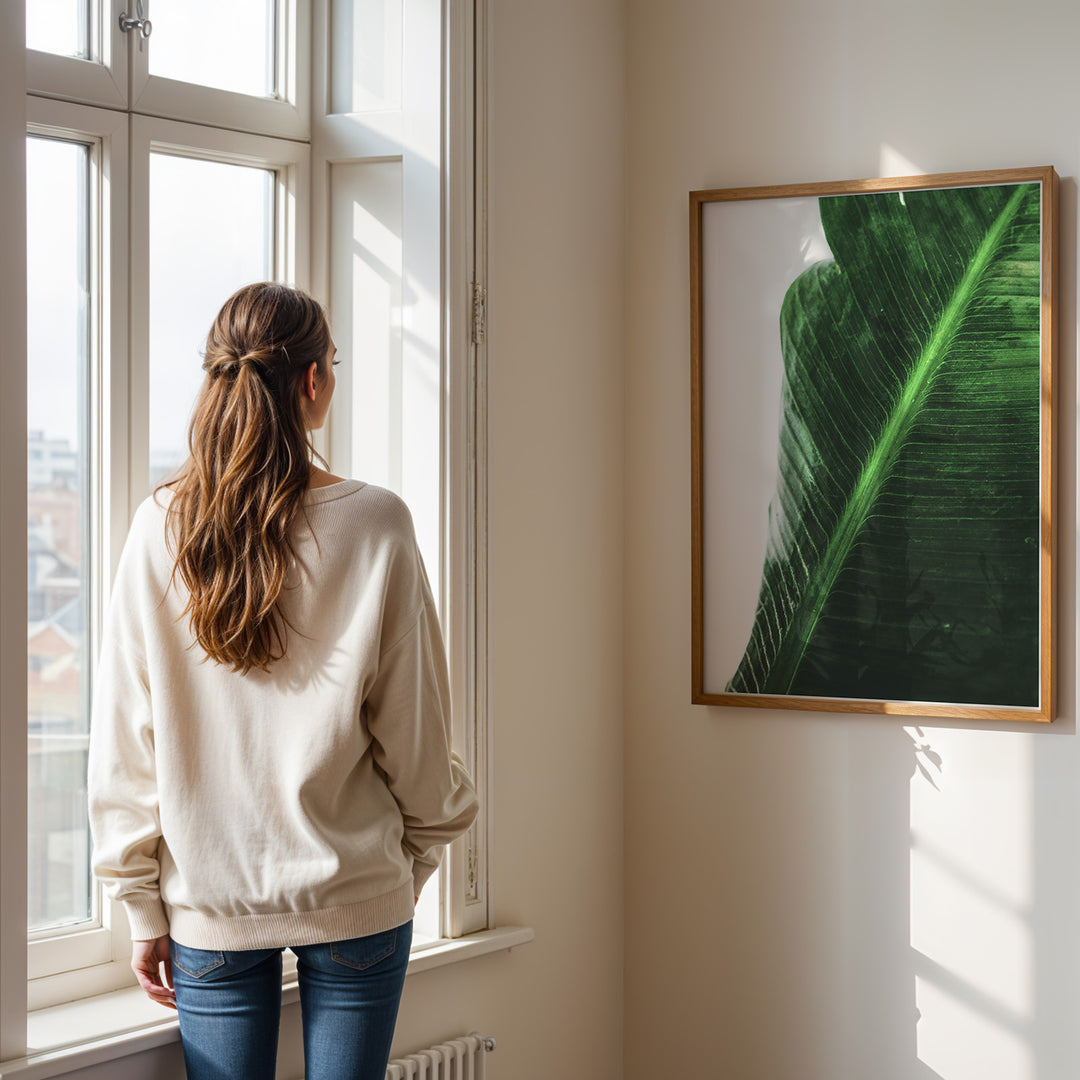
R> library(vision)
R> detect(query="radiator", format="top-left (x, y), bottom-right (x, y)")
top-left (385, 1032), bottom-right (496, 1080)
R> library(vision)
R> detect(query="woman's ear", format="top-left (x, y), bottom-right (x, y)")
top-left (303, 360), bottom-right (319, 401)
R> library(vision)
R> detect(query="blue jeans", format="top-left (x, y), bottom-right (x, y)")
top-left (170, 921), bottom-right (412, 1080)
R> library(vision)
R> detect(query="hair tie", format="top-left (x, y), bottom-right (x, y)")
top-left (203, 351), bottom-right (267, 379)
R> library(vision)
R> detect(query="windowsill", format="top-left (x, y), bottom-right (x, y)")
top-left (1, 927), bottom-right (533, 1080)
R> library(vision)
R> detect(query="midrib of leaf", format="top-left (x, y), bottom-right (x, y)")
top-left (764, 185), bottom-right (1030, 694)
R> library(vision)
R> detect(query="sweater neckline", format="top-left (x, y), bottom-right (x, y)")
top-left (303, 478), bottom-right (366, 505)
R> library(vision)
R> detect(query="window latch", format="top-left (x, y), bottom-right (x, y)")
top-left (119, 0), bottom-right (152, 38)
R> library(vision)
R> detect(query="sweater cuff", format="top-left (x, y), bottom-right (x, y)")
top-left (124, 897), bottom-right (170, 941)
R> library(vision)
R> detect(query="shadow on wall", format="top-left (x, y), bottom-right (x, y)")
top-left (906, 724), bottom-right (1028, 1080)
top-left (805, 706), bottom-right (1076, 1080)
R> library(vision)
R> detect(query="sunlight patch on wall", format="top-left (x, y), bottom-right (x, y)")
top-left (909, 729), bottom-right (1034, 1079)
top-left (879, 144), bottom-right (924, 179)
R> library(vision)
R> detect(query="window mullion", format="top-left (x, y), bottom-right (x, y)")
top-left (127, 116), bottom-right (151, 509)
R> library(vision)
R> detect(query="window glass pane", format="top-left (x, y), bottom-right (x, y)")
top-left (26, 136), bottom-right (93, 933)
top-left (149, 0), bottom-right (277, 99)
top-left (26, 0), bottom-right (89, 58)
top-left (149, 154), bottom-right (274, 487)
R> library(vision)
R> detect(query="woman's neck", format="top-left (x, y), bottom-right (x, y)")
top-left (308, 465), bottom-right (346, 489)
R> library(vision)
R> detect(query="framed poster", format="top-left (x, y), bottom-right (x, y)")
top-left (690, 167), bottom-right (1057, 721)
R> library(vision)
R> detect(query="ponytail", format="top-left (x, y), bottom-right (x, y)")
top-left (155, 283), bottom-right (332, 674)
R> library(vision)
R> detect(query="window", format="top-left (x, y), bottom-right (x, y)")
top-left (21, 94), bottom-right (310, 1010)
top-left (3, 0), bottom-right (489, 1054)
top-left (23, 98), bottom-right (127, 1004)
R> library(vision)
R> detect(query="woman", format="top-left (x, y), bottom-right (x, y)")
top-left (88, 283), bottom-right (478, 1080)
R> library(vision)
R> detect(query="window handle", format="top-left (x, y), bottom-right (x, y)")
top-left (119, 0), bottom-right (152, 38)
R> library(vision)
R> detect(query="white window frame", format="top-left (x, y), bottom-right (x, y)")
top-left (2, 0), bottom-right (493, 1056)
top-left (442, 0), bottom-right (490, 939)
top-left (0, 8), bottom-right (30, 1061)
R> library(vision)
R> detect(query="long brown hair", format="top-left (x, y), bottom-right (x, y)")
top-left (156, 282), bottom-right (332, 674)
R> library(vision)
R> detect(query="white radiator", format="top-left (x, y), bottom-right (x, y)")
top-left (385, 1032), bottom-right (496, 1080)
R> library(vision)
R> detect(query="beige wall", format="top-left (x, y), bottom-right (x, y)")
top-left (624, 1), bottom-right (1078, 1078)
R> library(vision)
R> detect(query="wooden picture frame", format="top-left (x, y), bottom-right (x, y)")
top-left (690, 167), bottom-right (1058, 721)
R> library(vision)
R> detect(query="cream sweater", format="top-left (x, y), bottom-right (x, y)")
top-left (88, 480), bottom-right (478, 950)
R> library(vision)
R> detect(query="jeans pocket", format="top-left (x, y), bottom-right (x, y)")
top-left (328, 927), bottom-right (400, 971)
top-left (170, 942), bottom-right (226, 979)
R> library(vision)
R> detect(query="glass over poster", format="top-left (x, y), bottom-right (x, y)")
top-left (690, 167), bottom-right (1057, 721)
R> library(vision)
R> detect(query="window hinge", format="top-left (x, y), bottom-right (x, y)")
top-left (471, 282), bottom-right (487, 345)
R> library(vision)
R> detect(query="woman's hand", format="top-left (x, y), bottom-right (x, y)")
top-left (131, 935), bottom-right (176, 1010)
